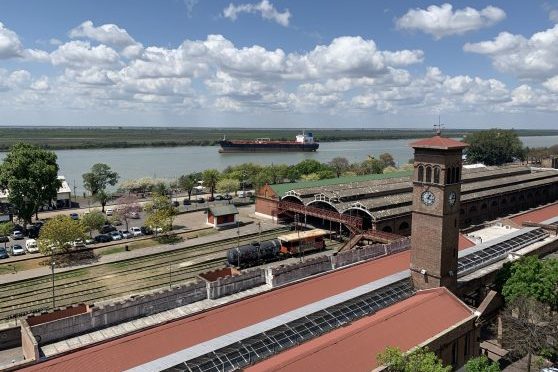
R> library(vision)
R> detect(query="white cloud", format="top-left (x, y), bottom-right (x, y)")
top-left (51, 41), bottom-right (122, 69)
top-left (543, 76), bottom-right (558, 92)
top-left (30, 76), bottom-right (49, 91)
top-left (184, 0), bottom-right (199, 18)
top-left (223, 0), bottom-right (291, 27)
top-left (396, 3), bottom-right (506, 39)
top-left (69, 20), bottom-right (138, 48)
top-left (0, 22), bottom-right (24, 58)
top-left (464, 25), bottom-right (558, 79)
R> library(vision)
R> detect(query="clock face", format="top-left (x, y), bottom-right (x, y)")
top-left (448, 191), bottom-right (457, 206)
top-left (421, 191), bottom-right (436, 206)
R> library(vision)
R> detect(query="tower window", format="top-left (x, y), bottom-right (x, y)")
top-left (425, 166), bottom-right (432, 183)
top-left (456, 167), bottom-right (461, 182)
top-left (433, 166), bottom-right (440, 184)
top-left (417, 165), bottom-right (424, 182)
top-left (449, 167), bottom-right (455, 184)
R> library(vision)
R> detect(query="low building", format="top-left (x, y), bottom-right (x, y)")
top-left (0, 175), bottom-right (72, 209)
top-left (207, 205), bottom-right (239, 228)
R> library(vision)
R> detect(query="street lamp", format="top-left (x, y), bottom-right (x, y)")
top-left (50, 248), bottom-right (56, 309)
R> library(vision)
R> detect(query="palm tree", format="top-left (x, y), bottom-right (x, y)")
top-left (202, 169), bottom-right (220, 198)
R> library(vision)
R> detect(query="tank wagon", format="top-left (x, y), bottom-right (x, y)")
top-left (227, 229), bottom-right (328, 268)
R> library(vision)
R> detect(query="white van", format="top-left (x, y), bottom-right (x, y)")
top-left (26, 239), bottom-right (39, 253)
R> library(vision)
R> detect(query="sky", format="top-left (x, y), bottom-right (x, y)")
top-left (1, 0), bottom-right (558, 129)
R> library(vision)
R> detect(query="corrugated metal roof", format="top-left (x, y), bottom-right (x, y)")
top-left (208, 205), bottom-right (239, 216)
top-left (278, 229), bottom-right (329, 242)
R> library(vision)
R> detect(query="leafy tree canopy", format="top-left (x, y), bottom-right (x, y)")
top-left (0, 143), bottom-right (61, 226)
top-left (501, 256), bottom-right (558, 310)
top-left (82, 163), bottom-right (119, 212)
top-left (465, 355), bottom-right (500, 372)
top-left (38, 215), bottom-right (87, 255)
top-left (202, 169), bottom-right (221, 197)
top-left (329, 157), bottom-right (350, 178)
top-left (81, 211), bottom-right (106, 237)
top-left (377, 346), bottom-right (451, 372)
top-left (144, 193), bottom-right (177, 234)
top-left (216, 178), bottom-right (240, 195)
top-left (464, 129), bottom-right (526, 166)
top-left (0, 222), bottom-right (13, 248)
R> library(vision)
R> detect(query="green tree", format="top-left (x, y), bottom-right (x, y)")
top-left (294, 159), bottom-right (327, 176)
top-left (286, 166), bottom-right (300, 182)
top-left (82, 163), bottom-right (119, 212)
top-left (202, 169), bottom-right (221, 198)
top-left (0, 222), bottom-right (13, 248)
top-left (144, 193), bottom-right (177, 234)
top-left (377, 346), bottom-right (451, 372)
top-left (359, 157), bottom-right (385, 174)
top-left (81, 211), bottom-right (106, 238)
top-left (501, 256), bottom-right (558, 310)
top-left (329, 157), bottom-right (350, 177)
top-left (216, 178), bottom-right (240, 196)
top-left (0, 143), bottom-right (61, 227)
top-left (178, 174), bottom-right (197, 200)
top-left (114, 194), bottom-right (141, 231)
top-left (465, 355), bottom-right (500, 372)
top-left (464, 129), bottom-right (526, 166)
top-left (380, 153), bottom-right (396, 168)
top-left (37, 215), bottom-right (87, 255)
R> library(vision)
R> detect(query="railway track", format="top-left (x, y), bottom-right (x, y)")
top-left (0, 227), bottom-right (289, 320)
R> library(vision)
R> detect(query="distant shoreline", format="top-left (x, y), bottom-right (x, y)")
top-left (0, 127), bottom-right (557, 151)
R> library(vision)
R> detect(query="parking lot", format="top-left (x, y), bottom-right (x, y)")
top-left (0, 195), bottom-right (255, 262)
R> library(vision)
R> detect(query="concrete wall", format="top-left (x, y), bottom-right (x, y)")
top-left (204, 268), bottom-right (266, 299)
top-left (0, 326), bottom-right (21, 350)
top-left (265, 256), bottom-right (332, 287)
top-left (20, 320), bottom-right (38, 363)
top-left (30, 281), bottom-right (207, 345)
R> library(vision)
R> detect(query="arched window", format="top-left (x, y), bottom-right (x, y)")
top-left (449, 167), bottom-right (455, 184)
top-left (501, 198), bottom-right (507, 205)
top-left (491, 200), bottom-right (498, 207)
top-left (455, 167), bottom-right (461, 183)
top-left (382, 226), bottom-right (393, 233)
top-left (425, 166), bottom-right (432, 183)
top-left (469, 205), bottom-right (477, 213)
top-left (445, 168), bottom-right (450, 184)
top-left (460, 208), bottom-right (465, 215)
top-left (433, 166), bottom-right (440, 184)
top-left (399, 221), bottom-right (410, 231)
top-left (417, 165), bottom-right (424, 182)
top-left (481, 203), bottom-right (488, 210)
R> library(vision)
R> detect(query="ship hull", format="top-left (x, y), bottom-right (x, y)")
top-left (218, 141), bottom-right (319, 153)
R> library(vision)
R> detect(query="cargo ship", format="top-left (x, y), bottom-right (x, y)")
top-left (218, 132), bottom-right (319, 153)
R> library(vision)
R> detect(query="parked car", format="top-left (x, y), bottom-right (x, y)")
top-left (72, 239), bottom-right (86, 249)
top-left (100, 224), bottom-right (116, 234)
top-left (94, 234), bottom-right (112, 243)
top-left (223, 194), bottom-right (233, 200)
top-left (109, 231), bottom-right (123, 241)
top-left (11, 230), bottom-right (24, 240)
top-left (26, 226), bottom-right (40, 238)
top-left (10, 244), bottom-right (25, 256)
top-left (85, 237), bottom-right (95, 245)
top-left (0, 247), bottom-right (8, 259)
top-left (214, 195), bottom-right (224, 201)
top-left (127, 211), bottom-right (140, 219)
top-left (0, 236), bottom-right (9, 243)
top-left (183, 199), bottom-right (191, 205)
top-left (120, 230), bottom-right (133, 239)
top-left (69, 212), bottom-right (79, 220)
top-left (105, 208), bottom-right (114, 216)
top-left (25, 239), bottom-right (39, 253)
top-left (130, 227), bottom-right (143, 237)
top-left (172, 201), bottom-right (180, 207)
top-left (207, 196), bottom-right (215, 202)
top-left (196, 197), bottom-right (205, 203)
top-left (140, 226), bottom-right (153, 235)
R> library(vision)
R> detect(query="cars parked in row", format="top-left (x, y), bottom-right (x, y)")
top-left (0, 247), bottom-right (8, 259)
top-left (100, 224), bottom-right (116, 234)
top-left (105, 208), bottom-right (114, 216)
top-left (120, 230), bottom-right (133, 239)
top-left (26, 239), bottom-right (39, 253)
top-left (94, 234), bottom-right (112, 243)
top-left (11, 230), bottom-right (24, 240)
top-left (10, 244), bottom-right (25, 256)
top-left (109, 231), bottom-right (122, 241)
top-left (69, 213), bottom-right (79, 220)
top-left (130, 227), bottom-right (143, 237)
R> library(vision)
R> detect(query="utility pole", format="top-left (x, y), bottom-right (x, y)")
top-left (51, 249), bottom-right (56, 309)
top-left (169, 262), bottom-right (172, 290)
top-left (72, 179), bottom-right (77, 206)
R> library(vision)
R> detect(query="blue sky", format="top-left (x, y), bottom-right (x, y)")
top-left (1, 0), bottom-right (558, 129)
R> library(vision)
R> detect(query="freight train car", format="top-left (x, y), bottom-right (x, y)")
top-left (227, 239), bottom-right (281, 268)
top-left (277, 229), bottom-right (328, 255)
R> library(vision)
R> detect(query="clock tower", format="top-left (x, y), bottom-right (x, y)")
top-left (409, 133), bottom-right (468, 292)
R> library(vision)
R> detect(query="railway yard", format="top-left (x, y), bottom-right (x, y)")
top-left (0, 220), bottom-right (343, 322)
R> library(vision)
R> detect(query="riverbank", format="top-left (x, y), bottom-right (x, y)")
top-left (1, 127), bottom-right (557, 151)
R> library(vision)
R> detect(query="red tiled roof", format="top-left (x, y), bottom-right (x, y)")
top-left (410, 135), bottom-right (468, 150)
top-left (247, 287), bottom-right (474, 372)
top-left (23, 252), bottom-right (411, 372)
top-left (458, 234), bottom-right (476, 250)
top-left (511, 202), bottom-right (558, 225)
